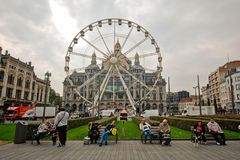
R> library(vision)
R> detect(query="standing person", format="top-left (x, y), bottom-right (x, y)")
top-left (139, 118), bottom-right (153, 143)
top-left (158, 119), bottom-right (171, 145)
top-left (193, 121), bottom-right (207, 144)
top-left (207, 119), bottom-right (226, 145)
top-left (54, 108), bottom-right (69, 147)
top-left (99, 121), bottom-right (116, 147)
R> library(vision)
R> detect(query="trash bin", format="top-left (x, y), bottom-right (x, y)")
top-left (14, 121), bottom-right (28, 144)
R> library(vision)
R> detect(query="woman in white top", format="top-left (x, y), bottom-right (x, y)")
top-left (139, 118), bottom-right (154, 143)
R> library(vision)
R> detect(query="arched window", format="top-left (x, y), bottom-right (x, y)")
top-left (0, 71), bottom-right (4, 82)
top-left (17, 77), bottom-right (23, 87)
top-left (7, 74), bottom-right (14, 85)
top-left (25, 79), bottom-right (30, 89)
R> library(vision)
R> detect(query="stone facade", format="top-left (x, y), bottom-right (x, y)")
top-left (225, 67), bottom-right (240, 110)
top-left (208, 61), bottom-right (240, 107)
top-left (0, 47), bottom-right (50, 109)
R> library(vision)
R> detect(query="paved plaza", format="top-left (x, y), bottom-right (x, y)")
top-left (0, 141), bottom-right (239, 160)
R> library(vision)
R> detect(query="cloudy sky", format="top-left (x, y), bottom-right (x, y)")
top-left (0, 0), bottom-right (240, 95)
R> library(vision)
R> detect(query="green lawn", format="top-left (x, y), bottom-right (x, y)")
top-left (0, 124), bottom-right (16, 141)
top-left (170, 126), bottom-right (192, 139)
top-left (66, 121), bottom-right (240, 140)
top-left (67, 121), bottom-right (192, 140)
top-left (1, 121), bottom-right (239, 142)
top-left (224, 130), bottom-right (240, 139)
top-left (67, 124), bottom-right (89, 140)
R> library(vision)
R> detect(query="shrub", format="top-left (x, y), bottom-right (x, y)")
top-left (26, 117), bottom-right (98, 140)
top-left (96, 116), bottom-right (117, 126)
top-left (132, 116), bottom-right (159, 126)
top-left (150, 116), bottom-right (240, 132)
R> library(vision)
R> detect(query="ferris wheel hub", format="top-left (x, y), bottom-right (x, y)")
top-left (110, 57), bottom-right (118, 64)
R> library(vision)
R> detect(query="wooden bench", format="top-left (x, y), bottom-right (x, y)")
top-left (190, 126), bottom-right (215, 142)
top-left (141, 126), bottom-right (159, 143)
top-left (99, 126), bottom-right (118, 144)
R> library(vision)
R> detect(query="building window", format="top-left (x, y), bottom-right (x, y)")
top-left (235, 76), bottom-right (240, 82)
top-left (6, 87), bottom-right (13, 98)
top-left (237, 94), bottom-right (240, 100)
top-left (236, 84), bottom-right (240, 90)
top-left (0, 71), bottom-right (4, 82)
top-left (16, 90), bottom-right (21, 99)
top-left (17, 77), bottom-right (23, 87)
top-left (32, 81), bottom-right (35, 90)
top-left (25, 80), bottom-right (30, 89)
top-left (24, 91), bottom-right (29, 100)
top-left (7, 74), bottom-right (14, 85)
top-left (0, 86), bottom-right (2, 97)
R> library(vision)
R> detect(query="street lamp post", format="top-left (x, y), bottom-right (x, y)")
top-left (193, 86), bottom-right (198, 105)
top-left (197, 75), bottom-right (202, 116)
top-left (42, 72), bottom-right (51, 122)
top-left (97, 76), bottom-right (100, 118)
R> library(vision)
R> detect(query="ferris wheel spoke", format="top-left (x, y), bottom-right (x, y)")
top-left (81, 37), bottom-right (108, 58)
top-left (121, 26), bottom-right (133, 51)
top-left (96, 26), bottom-right (111, 55)
top-left (115, 65), bottom-right (136, 111)
top-left (73, 88), bottom-right (92, 104)
top-left (76, 69), bottom-right (105, 91)
top-left (114, 22), bottom-right (116, 50)
top-left (72, 52), bottom-right (105, 60)
top-left (129, 52), bottom-right (158, 60)
top-left (66, 76), bottom-right (92, 104)
top-left (119, 66), bottom-right (151, 90)
top-left (123, 37), bottom-right (148, 55)
top-left (138, 73), bottom-right (161, 102)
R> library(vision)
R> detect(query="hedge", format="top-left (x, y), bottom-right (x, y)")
top-left (176, 115), bottom-right (240, 120)
top-left (96, 116), bottom-right (117, 126)
top-left (150, 116), bottom-right (240, 132)
top-left (26, 117), bottom-right (98, 140)
top-left (132, 116), bottom-right (159, 126)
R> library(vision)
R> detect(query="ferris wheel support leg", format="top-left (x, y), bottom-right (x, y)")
top-left (115, 65), bottom-right (136, 111)
top-left (66, 75), bottom-right (92, 104)
top-left (77, 69), bottom-right (105, 91)
top-left (92, 66), bottom-right (113, 114)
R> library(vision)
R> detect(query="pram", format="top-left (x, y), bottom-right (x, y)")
top-left (161, 133), bottom-right (171, 145)
top-left (88, 124), bottom-right (100, 143)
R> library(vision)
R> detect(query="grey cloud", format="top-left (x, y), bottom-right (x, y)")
top-left (0, 0), bottom-right (240, 95)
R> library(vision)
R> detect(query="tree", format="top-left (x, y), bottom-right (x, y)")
top-left (49, 88), bottom-right (62, 108)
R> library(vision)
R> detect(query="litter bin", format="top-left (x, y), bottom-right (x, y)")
top-left (14, 121), bottom-right (28, 144)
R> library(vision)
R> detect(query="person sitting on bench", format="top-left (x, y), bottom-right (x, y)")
top-left (139, 118), bottom-right (153, 143)
top-left (159, 119), bottom-right (171, 145)
top-left (88, 120), bottom-right (101, 144)
top-left (207, 119), bottom-right (226, 145)
top-left (193, 121), bottom-right (207, 144)
top-left (35, 120), bottom-right (52, 144)
top-left (99, 121), bottom-right (116, 147)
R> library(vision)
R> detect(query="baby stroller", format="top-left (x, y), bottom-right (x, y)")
top-left (88, 124), bottom-right (100, 144)
top-left (190, 126), bottom-right (205, 147)
top-left (162, 133), bottom-right (171, 145)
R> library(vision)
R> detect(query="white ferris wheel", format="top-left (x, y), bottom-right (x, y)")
top-left (64, 18), bottom-right (163, 114)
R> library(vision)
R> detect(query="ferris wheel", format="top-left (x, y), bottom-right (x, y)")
top-left (64, 18), bottom-right (163, 113)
